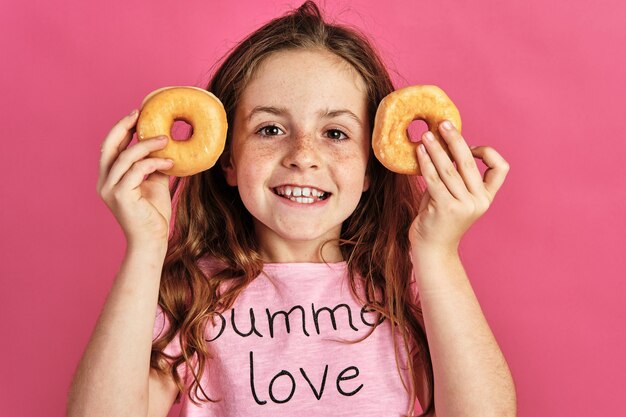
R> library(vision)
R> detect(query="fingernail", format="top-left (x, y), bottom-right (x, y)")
top-left (441, 120), bottom-right (452, 130)
top-left (419, 144), bottom-right (426, 153)
top-left (425, 131), bottom-right (435, 142)
top-left (129, 109), bottom-right (138, 117)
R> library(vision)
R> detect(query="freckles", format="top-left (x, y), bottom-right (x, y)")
top-left (240, 142), bottom-right (275, 162)
top-left (256, 146), bottom-right (275, 160)
top-left (333, 150), bottom-right (368, 182)
top-left (333, 145), bottom-right (368, 167)
top-left (249, 147), bottom-right (275, 163)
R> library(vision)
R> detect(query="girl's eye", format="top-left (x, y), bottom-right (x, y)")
top-left (256, 125), bottom-right (284, 136)
top-left (326, 129), bottom-right (348, 142)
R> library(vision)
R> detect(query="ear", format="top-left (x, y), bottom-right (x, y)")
top-left (220, 149), bottom-right (238, 186)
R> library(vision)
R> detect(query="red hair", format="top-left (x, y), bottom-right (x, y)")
top-left (151, 2), bottom-right (433, 415)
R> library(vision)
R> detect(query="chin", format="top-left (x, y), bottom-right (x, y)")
top-left (256, 218), bottom-right (341, 244)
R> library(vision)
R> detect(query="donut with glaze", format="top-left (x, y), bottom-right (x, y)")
top-left (136, 86), bottom-right (227, 177)
top-left (372, 85), bottom-right (462, 175)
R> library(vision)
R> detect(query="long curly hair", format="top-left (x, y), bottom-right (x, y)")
top-left (150, 1), bottom-right (434, 416)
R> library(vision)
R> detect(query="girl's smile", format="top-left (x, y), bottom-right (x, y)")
top-left (272, 184), bottom-right (330, 204)
top-left (222, 48), bottom-right (371, 262)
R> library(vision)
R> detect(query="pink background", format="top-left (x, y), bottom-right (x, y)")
top-left (2, 0), bottom-right (625, 416)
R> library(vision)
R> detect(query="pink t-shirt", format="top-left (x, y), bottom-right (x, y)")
top-left (153, 261), bottom-right (423, 416)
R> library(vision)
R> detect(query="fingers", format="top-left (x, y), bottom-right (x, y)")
top-left (469, 146), bottom-right (510, 202)
top-left (418, 125), bottom-right (471, 201)
top-left (436, 122), bottom-right (484, 196)
top-left (97, 109), bottom-right (139, 192)
top-left (144, 170), bottom-right (172, 190)
top-left (97, 109), bottom-right (175, 199)
top-left (107, 136), bottom-right (167, 184)
top-left (417, 138), bottom-right (454, 203)
top-left (116, 157), bottom-right (174, 195)
top-left (417, 120), bottom-right (510, 203)
top-left (105, 136), bottom-right (172, 192)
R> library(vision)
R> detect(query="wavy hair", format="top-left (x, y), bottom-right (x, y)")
top-left (150, 1), bottom-right (434, 415)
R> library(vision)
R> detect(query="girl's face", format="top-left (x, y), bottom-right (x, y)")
top-left (223, 48), bottom-right (370, 262)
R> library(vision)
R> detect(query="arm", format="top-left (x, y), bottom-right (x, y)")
top-left (69, 109), bottom-right (181, 417)
top-left (411, 247), bottom-right (516, 417)
top-left (409, 120), bottom-right (515, 416)
top-left (67, 244), bottom-right (178, 417)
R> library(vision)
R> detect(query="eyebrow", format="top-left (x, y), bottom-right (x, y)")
top-left (246, 105), bottom-right (364, 127)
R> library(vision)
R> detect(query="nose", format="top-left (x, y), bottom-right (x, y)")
top-left (281, 132), bottom-right (320, 170)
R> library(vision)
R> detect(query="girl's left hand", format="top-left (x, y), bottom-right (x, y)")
top-left (409, 120), bottom-right (510, 254)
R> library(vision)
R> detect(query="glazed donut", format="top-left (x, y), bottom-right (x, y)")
top-left (136, 86), bottom-right (228, 177)
top-left (372, 85), bottom-right (462, 175)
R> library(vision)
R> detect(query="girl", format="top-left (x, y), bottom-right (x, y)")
top-left (69, 2), bottom-right (515, 416)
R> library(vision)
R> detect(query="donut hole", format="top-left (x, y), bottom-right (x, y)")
top-left (407, 119), bottom-right (429, 143)
top-left (171, 118), bottom-right (194, 141)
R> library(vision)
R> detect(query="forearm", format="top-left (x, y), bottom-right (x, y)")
top-left (411, 247), bottom-right (516, 417)
top-left (67, 243), bottom-right (167, 417)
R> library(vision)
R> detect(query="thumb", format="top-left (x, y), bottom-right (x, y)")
top-left (145, 170), bottom-right (172, 189)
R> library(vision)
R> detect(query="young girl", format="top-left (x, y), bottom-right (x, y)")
top-left (69, 2), bottom-right (515, 416)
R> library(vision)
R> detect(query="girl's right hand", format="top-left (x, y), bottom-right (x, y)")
top-left (97, 109), bottom-right (175, 248)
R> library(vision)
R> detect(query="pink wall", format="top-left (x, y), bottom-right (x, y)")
top-left (2, 0), bottom-right (625, 416)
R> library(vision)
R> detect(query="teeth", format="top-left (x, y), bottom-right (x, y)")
top-left (273, 185), bottom-right (328, 203)
top-left (294, 197), bottom-right (314, 203)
